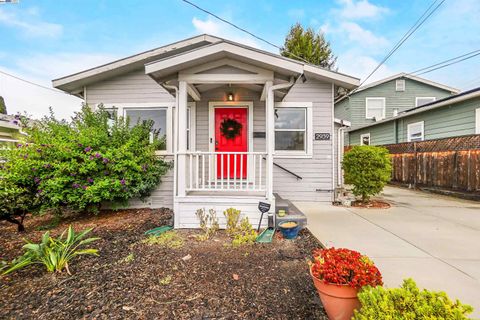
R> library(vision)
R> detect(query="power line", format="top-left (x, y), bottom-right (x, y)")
top-left (355, 0), bottom-right (446, 90)
top-left (0, 69), bottom-right (70, 95)
top-left (411, 51), bottom-right (480, 76)
top-left (409, 49), bottom-right (480, 75)
top-left (180, 0), bottom-right (310, 64)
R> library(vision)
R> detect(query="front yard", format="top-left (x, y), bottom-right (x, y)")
top-left (0, 209), bottom-right (327, 319)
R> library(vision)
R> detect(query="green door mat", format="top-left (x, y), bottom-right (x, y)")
top-left (145, 226), bottom-right (172, 237)
top-left (256, 228), bottom-right (275, 243)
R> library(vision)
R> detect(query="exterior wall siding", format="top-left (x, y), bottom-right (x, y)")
top-left (348, 96), bottom-right (480, 146)
top-left (337, 78), bottom-right (453, 130)
top-left (279, 79), bottom-right (334, 202)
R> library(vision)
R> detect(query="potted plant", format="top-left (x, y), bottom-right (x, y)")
top-left (308, 248), bottom-right (383, 320)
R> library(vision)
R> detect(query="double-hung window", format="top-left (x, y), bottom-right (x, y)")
top-left (124, 107), bottom-right (168, 149)
top-left (365, 97), bottom-right (386, 120)
top-left (274, 102), bottom-right (313, 158)
top-left (416, 97), bottom-right (436, 107)
top-left (407, 121), bottom-right (424, 142)
top-left (101, 102), bottom-right (195, 154)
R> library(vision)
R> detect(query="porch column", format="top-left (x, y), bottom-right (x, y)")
top-left (177, 80), bottom-right (188, 197)
top-left (265, 80), bottom-right (274, 200)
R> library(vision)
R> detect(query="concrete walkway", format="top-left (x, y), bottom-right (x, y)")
top-left (296, 186), bottom-right (480, 318)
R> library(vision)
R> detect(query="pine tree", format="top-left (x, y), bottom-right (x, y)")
top-left (281, 23), bottom-right (337, 69)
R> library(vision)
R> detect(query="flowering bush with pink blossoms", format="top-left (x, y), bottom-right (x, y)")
top-left (0, 106), bottom-right (170, 230)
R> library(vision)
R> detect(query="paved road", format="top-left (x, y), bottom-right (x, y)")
top-left (296, 186), bottom-right (480, 318)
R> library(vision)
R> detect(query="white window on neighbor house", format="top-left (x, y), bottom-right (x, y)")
top-left (360, 133), bottom-right (371, 146)
top-left (396, 79), bottom-right (405, 92)
top-left (365, 97), bottom-right (386, 120)
top-left (476, 108), bottom-right (480, 134)
top-left (407, 121), bottom-right (424, 142)
top-left (274, 102), bottom-right (313, 158)
top-left (416, 97), bottom-right (436, 107)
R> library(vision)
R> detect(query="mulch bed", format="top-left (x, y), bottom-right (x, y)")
top-left (0, 209), bottom-right (327, 319)
top-left (351, 200), bottom-right (391, 209)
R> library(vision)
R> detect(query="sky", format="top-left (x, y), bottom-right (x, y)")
top-left (0, 0), bottom-right (479, 120)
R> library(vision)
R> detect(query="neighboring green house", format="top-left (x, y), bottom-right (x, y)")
top-left (335, 73), bottom-right (459, 131)
top-left (347, 87), bottom-right (480, 146)
top-left (0, 116), bottom-right (23, 148)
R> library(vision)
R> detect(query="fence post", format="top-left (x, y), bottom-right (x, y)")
top-left (413, 142), bottom-right (417, 188)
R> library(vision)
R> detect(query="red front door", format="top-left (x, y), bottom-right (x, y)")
top-left (215, 107), bottom-right (248, 179)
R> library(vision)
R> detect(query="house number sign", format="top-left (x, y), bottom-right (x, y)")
top-left (315, 133), bottom-right (331, 141)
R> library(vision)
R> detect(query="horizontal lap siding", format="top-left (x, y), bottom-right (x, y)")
top-left (275, 79), bottom-right (334, 202)
top-left (348, 79), bottom-right (453, 130)
top-left (349, 121), bottom-right (396, 146)
top-left (398, 98), bottom-right (480, 142)
top-left (86, 69), bottom-right (174, 105)
top-left (85, 69), bottom-right (175, 208)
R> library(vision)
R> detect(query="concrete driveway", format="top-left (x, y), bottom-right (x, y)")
top-left (296, 186), bottom-right (480, 317)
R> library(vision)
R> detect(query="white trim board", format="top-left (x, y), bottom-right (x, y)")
top-left (273, 102), bottom-right (313, 159)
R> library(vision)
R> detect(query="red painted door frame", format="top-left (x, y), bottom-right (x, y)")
top-left (214, 107), bottom-right (248, 179)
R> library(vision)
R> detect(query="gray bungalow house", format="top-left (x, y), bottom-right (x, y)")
top-left (347, 87), bottom-right (480, 146)
top-left (52, 35), bottom-right (359, 228)
top-left (335, 73), bottom-right (459, 135)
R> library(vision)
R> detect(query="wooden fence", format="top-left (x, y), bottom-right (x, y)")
top-left (347, 134), bottom-right (480, 193)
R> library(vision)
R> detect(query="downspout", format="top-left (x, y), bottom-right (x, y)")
top-left (163, 83), bottom-right (179, 198)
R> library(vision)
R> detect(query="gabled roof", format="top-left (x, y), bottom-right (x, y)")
top-left (53, 34), bottom-right (360, 94)
top-left (348, 86), bottom-right (480, 132)
top-left (336, 72), bottom-right (460, 103)
top-left (52, 34), bottom-right (222, 93)
top-left (145, 39), bottom-right (359, 89)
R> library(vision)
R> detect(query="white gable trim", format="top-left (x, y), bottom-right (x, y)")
top-left (146, 41), bottom-right (359, 89)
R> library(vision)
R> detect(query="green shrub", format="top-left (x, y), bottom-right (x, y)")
top-left (2, 225), bottom-right (100, 275)
top-left (0, 106), bottom-right (170, 221)
top-left (353, 278), bottom-right (474, 320)
top-left (0, 180), bottom-right (41, 232)
top-left (142, 230), bottom-right (184, 248)
top-left (342, 145), bottom-right (392, 202)
top-left (230, 217), bottom-right (257, 247)
top-left (223, 207), bottom-right (241, 236)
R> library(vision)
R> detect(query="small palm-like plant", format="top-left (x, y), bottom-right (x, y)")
top-left (2, 225), bottom-right (100, 275)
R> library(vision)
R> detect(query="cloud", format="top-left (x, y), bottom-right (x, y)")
top-left (0, 7), bottom-right (63, 38)
top-left (337, 51), bottom-right (395, 84)
top-left (191, 16), bottom-right (263, 49)
top-left (340, 22), bottom-right (389, 48)
top-left (1, 52), bottom-right (118, 119)
top-left (337, 0), bottom-right (389, 20)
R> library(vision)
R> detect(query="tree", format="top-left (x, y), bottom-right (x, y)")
top-left (0, 96), bottom-right (6, 114)
top-left (281, 23), bottom-right (337, 69)
top-left (342, 146), bottom-right (392, 202)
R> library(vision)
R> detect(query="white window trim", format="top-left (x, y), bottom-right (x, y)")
top-left (273, 102), bottom-right (313, 159)
top-left (100, 102), bottom-right (195, 155)
top-left (396, 79), bottom-right (405, 92)
top-left (365, 97), bottom-right (386, 120)
top-left (360, 133), bottom-right (371, 146)
top-left (475, 108), bottom-right (480, 134)
top-left (407, 121), bottom-right (425, 142)
top-left (415, 97), bottom-right (436, 107)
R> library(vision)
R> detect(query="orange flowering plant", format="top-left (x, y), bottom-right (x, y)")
top-left (309, 248), bottom-right (383, 289)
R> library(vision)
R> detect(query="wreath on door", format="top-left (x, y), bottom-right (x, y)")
top-left (220, 118), bottom-right (243, 139)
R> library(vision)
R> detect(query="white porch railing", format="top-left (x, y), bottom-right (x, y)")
top-left (181, 151), bottom-right (267, 192)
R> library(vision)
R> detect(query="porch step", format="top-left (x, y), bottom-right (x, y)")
top-left (273, 194), bottom-right (308, 228)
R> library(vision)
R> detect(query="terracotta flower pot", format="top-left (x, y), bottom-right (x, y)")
top-left (310, 268), bottom-right (360, 320)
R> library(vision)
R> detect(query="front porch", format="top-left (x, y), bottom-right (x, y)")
top-left (146, 57), bottom-right (295, 228)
